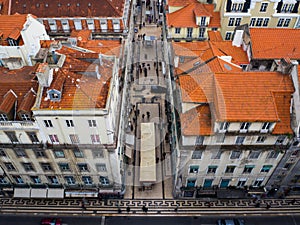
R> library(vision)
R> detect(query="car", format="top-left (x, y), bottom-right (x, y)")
top-left (40, 218), bottom-right (62, 225)
top-left (217, 218), bottom-right (245, 225)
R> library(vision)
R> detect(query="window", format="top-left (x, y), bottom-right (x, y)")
top-left (0, 113), bottom-right (8, 121)
top-left (200, 17), bottom-right (206, 26)
top-left (66, 120), bottom-right (74, 127)
top-left (40, 163), bottom-right (53, 171)
top-left (13, 175), bottom-right (24, 184)
top-left (257, 136), bottom-right (266, 143)
top-left (199, 28), bottom-right (205, 38)
top-left (187, 28), bottom-right (193, 38)
top-left (5, 162), bottom-right (15, 171)
top-left (88, 119), bottom-right (97, 127)
top-left (282, 3), bottom-right (294, 12)
top-left (240, 122), bottom-right (250, 132)
top-left (0, 149), bottom-right (6, 157)
top-left (261, 165), bottom-right (272, 172)
top-left (243, 165), bottom-right (254, 173)
top-left (237, 178), bottom-right (247, 187)
top-left (248, 150), bottom-right (261, 159)
top-left (282, 3), bottom-right (288, 12)
top-left (93, 150), bottom-right (104, 158)
top-left (15, 149), bottom-right (27, 157)
top-left (54, 150), bottom-right (65, 158)
top-left (260, 3), bottom-right (268, 12)
top-left (0, 176), bottom-right (7, 184)
top-left (261, 122), bottom-right (271, 132)
top-left (5, 131), bottom-right (19, 143)
top-left (82, 176), bottom-right (93, 185)
top-left (235, 136), bottom-right (245, 145)
top-left (284, 163), bottom-right (293, 170)
top-left (253, 178), bottom-right (264, 187)
top-left (175, 28), bottom-right (181, 34)
top-left (225, 165), bottom-right (236, 173)
top-left (276, 135), bottom-right (286, 145)
top-left (100, 176), bottom-right (110, 185)
top-left (216, 134), bottom-right (225, 143)
top-left (211, 150), bottom-right (222, 159)
top-left (49, 134), bottom-right (59, 144)
top-left (277, 18), bottom-right (284, 27)
top-left (47, 176), bottom-right (59, 184)
top-left (220, 179), bottom-right (230, 188)
top-left (73, 149), bottom-right (84, 158)
top-left (195, 136), bottom-right (204, 145)
top-left (235, 18), bottom-right (242, 26)
top-left (22, 163), bottom-right (35, 171)
top-left (96, 163), bottom-right (107, 172)
top-left (179, 56), bottom-right (185, 63)
top-left (283, 18), bottom-right (291, 27)
top-left (65, 176), bottom-right (76, 185)
top-left (59, 163), bottom-right (70, 171)
top-left (267, 150), bottom-right (279, 159)
top-left (69, 134), bottom-right (80, 144)
top-left (78, 163), bottom-right (89, 172)
top-left (203, 179), bottom-right (213, 188)
top-left (232, 3), bottom-right (243, 11)
top-left (225, 32), bottom-right (232, 40)
top-left (219, 122), bottom-right (229, 132)
top-left (186, 178), bottom-right (196, 187)
top-left (192, 150), bottom-right (202, 159)
top-left (228, 18), bottom-right (235, 26)
top-left (189, 165), bottom-right (199, 173)
top-left (91, 134), bottom-right (101, 144)
top-left (230, 150), bottom-right (241, 159)
top-left (34, 150), bottom-right (46, 158)
top-left (21, 114), bottom-right (31, 121)
top-left (43, 120), bottom-right (53, 127)
top-left (26, 132), bottom-right (39, 144)
top-left (31, 176), bottom-right (41, 184)
top-left (207, 165), bottom-right (217, 174)
top-left (256, 18), bottom-right (263, 26)
top-left (249, 18), bottom-right (256, 26)
top-left (263, 18), bottom-right (269, 27)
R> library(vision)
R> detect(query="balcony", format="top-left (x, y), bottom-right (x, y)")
top-left (0, 121), bottom-right (39, 130)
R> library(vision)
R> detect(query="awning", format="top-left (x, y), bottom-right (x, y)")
top-left (47, 188), bottom-right (64, 198)
top-left (65, 190), bottom-right (98, 198)
top-left (31, 188), bottom-right (47, 198)
top-left (99, 189), bottom-right (114, 193)
top-left (14, 188), bottom-right (31, 198)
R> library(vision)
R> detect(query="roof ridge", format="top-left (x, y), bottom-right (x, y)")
top-left (104, 0), bottom-right (123, 16)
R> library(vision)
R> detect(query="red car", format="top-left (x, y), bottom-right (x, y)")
top-left (41, 218), bottom-right (62, 225)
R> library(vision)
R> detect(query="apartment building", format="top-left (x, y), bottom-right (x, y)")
top-left (4, 0), bottom-right (131, 36)
top-left (166, 0), bottom-right (220, 41)
top-left (171, 40), bottom-right (295, 198)
top-left (220, 0), bottom-right (300, 40)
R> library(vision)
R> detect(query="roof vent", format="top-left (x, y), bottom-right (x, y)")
top-left (77, 3), bottom-right (80, 7)
top-left (88, 3), bottom-right (92, 7)
top-left (36, 3), bottom-right (40, 7)
top-left (58, 3), bottom-right (61, 7)
top-left (193, 61), bottom-right (200, 66)
top-left (23, 4), bottom-right (26, 7)
top-left (45, 3), bottom-right (48, 7)
top-left (67, 3), bottom-right (70, 6)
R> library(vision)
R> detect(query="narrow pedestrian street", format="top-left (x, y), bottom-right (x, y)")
top-left (123, 0), bottom-right (173, 199)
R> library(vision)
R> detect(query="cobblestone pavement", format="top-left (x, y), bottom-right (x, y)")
top-left (1, 197), bottom-right (300, 216)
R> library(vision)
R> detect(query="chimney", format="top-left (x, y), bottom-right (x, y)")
top-left (36, 63), bottom-right (52, 87)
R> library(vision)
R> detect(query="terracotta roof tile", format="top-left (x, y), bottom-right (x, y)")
top-left (11, 0), bottom-right (125, 18)
top-left (0, 14), bottom-right (27, 44)
top-left (76, 40), bottom-right (121, 56)
top-left (167, 0), bottom-right (198, 7)
top-left (250, 28), bottom-right (300, 60)
top-left (208, 11), bottom-right (221, 28)
top-left (214, 72), bottom-right (294, 123)
top-left (208, 31), bottom-right (223, 41)
top-left (0, 90), bottom-right (17, 114)
top-left (18, 89), bottom-right (36, 113)
top-left (167, 3), bottom-right (198, 27)
top-left (181, 104), bottom-right (213, 136)
top-left (272, 92), bottom-right (293, 134)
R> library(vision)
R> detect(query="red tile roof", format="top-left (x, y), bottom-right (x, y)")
top-left (178, 72), bottom-right (294, 135)
top-left (39, 46), bottom-right (114, 110)
top-left (250, 28), bottom-right (300, 60)
top-left (167, 0), bottom-right (198, 7)
top-left (10, 0), bottom-right (125, 18)
top-left (208, 31), bottom-right (223, 41)
top-left (0, 66), bottom-right (38, 119)
top-left (180, 104), bottom-right (213, 136)
top-left (0, 14), bottom-right (27, 44)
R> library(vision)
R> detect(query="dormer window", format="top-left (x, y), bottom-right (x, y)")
top-left (0, 113), bottom-right (8, 121)
top-left (47, 90), bottom-right (61, 102)
top-left (100, 19), bottom-right (108, 32)
top-left (113, 19), bottom-right (120, 32)
top-left (21, 113), bottom-right (31, 121)
top-left (200, 17), bottom-right (206, 26)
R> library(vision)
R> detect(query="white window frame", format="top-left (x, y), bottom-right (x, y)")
top-left (228, 18), bottom-right (235, 26)
top-left (44, 120), bottom-right (53, 128)
top-left (49, 134), bottom-right (59, 144)
top-left (66, 120), bottom-right (74, 127)
top-left (260, 2), bottom-right (268, 12)
top-left (235, 136), bottom-right (245, 145)
top-left (256, 136), bottom-right (266, 143)
top-left (0, 113), bottom-right (8, 121)
top-left (91, 134), bottom-right (101, 144)
top-left (69, 134), bottom-right (80, 144)
top-left (240, 122), bottom-right (250, 133)
top-left (175, 27), bottom-right (181, 34)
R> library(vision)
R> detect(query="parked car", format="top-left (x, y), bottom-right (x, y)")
top-left (217, 218), bottom-right (245, 225)
top-left (41, 218), bottom-right (62, 225)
